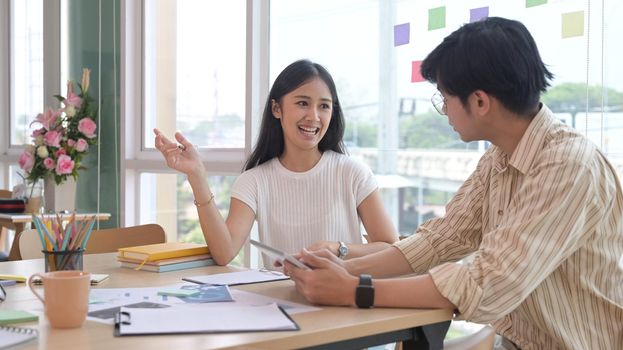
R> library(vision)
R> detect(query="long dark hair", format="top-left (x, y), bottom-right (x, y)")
top-left (244, 59), bottom-right (346, 170)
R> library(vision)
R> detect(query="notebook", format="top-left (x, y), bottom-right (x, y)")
top-left (119, 258), bottom-right (214, 272)
top-left (0, 326), bottom-right (38, 349)
top-left (114, 303), bottom-right (298, 336)
top-left (31, 273), bottom-right (109, 286)
top-left (117, 242), bottom-right (210, 262)
top-left (0, 310), bottom-right (39, 326)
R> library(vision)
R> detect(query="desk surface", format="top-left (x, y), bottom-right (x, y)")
top-left (0, 212), bottom-right (111, 223)
top-left (0, 254), bottom-right (453, 350)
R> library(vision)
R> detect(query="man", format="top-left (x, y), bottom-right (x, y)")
top-left (287, 17), bottom-right (623, 349)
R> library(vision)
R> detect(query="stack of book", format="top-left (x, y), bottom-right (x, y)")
top-left (117, 242), bottom-right (213, 272)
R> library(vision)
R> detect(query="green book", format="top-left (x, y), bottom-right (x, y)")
top-left (0, 310), bottom-right (39, 325)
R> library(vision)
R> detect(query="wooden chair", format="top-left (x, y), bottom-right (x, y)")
top-left (17, 224), bottom-right (166, 260)
top-left (0, 190), bottom-right (12, 261)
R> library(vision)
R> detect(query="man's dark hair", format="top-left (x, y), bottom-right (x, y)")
top-left (421, 17), bottom-right (553, 116)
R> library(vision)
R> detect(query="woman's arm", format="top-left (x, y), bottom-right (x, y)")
top-left (154, 129), bottom-right (254, 265)
top-left (307, 190), bottom-right (399, 259)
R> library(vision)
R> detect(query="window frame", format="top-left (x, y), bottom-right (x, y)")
top-left (0, 0), bottom-right (62, 188)
top-left (121, 0), bottom-right (270, 264)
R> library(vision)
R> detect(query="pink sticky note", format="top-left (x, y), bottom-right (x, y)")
top-left (411, 61), bottom-right (425, 83)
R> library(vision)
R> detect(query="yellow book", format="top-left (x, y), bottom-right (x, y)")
top-left (117, 242), bottom-right (210, 262)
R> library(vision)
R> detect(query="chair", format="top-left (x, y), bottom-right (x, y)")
top-left (394, 324), bottom-right (495, 350)
top-left (0, 190), bottom-right (12, 261)
top-left (443, 325), bottom-right (495, 350)
top-left (17, 224), bottom-right (166, 260)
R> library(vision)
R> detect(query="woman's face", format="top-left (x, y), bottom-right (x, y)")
top-left (272, 77), bottom-right (333, 154)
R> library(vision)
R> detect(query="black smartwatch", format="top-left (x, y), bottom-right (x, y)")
top-left (355, 274), bottom-right (374, 308)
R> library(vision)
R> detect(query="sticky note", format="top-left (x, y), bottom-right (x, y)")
top-left (428, 7), bottom-right (446, 30)
top-left (562, 11), bottom-right (584, 38)
top-left (157, 288), bottom-right (200, 297)
top-left (394, 23), bottom-right (410, 46)
top-left (470, 7), bottom-right (489, 23)
top-left (526, 0), bottom-right (547, 8)
top-left (411, 61), bottom-right (425, 83)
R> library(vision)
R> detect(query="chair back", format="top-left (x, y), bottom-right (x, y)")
top-left (443, 325), bottom-right (495, 350)
top-left (17, 224), bottom-right (166, 260)
top-left (17, 229), bottom-right (42, 260)
top-left (0, 190), bottom-right (11, 199)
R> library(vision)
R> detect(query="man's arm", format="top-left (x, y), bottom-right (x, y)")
top-left (288, 249), bottom-right (455, 309)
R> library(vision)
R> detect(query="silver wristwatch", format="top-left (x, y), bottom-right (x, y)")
top-left (337, 241), bottom-right (349, 259)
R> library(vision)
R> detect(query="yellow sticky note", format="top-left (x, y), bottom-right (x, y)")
top-left (562, 11), bottom-right (584, 38)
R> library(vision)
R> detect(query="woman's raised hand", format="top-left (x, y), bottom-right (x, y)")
top-left (153, 128), bottom-right (204, 176)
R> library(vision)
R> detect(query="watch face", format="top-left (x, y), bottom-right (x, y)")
top-left (339, 245), bottom-right (348, 255)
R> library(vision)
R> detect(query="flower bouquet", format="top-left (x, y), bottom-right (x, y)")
top-left (18, 68), bottom-right (98, 189)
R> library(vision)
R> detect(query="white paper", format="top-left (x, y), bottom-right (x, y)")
top-left (117, 303), bottom-right (297, 334)
top-left (183, 269), bottom-right (289, 286)
top-left (87, 283), bottom-right (319, 324)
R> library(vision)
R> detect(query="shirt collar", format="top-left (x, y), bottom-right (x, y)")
top-left (493, 104), bottom-right (555, 175)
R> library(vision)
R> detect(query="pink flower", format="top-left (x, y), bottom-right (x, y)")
top-left (55, 154), bottom-right (74, 175)
top-left (31, 128), bottom-right (45, 137)
top-left (75, 138), bottom-right (88, 152)
top-left (18, 151), bottom-right (35, 173)
top-left (55, 148), bottom-right (67, 157)
top-left (67, 139), bottom-right (76, 147)
top-left (78, 118), bottom-right (97, 138)
top-left (81, 69), bottom-right (91, 93)
top-left (43, 157), bottom-right (56, 170)
top-left (43, 130), bottom-right (62, 148)
top-left (33, 107), bottom-right (61, 130)
top-left (64, 81), bottom-right (82, 108)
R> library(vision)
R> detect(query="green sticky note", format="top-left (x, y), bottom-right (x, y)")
top-left (0, 310), bottom-right (39, 325)
top-left (428, 6), bottom-right (446, 31)
top-left (157, 288), bottom-right (200, 297)
top-left (562, 11), bottom-right (584, 38)
top-left (526, 0), bottom-right (547, 8)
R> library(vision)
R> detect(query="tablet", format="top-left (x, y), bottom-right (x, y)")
top-left (249, 239), bottom-right (311, 270)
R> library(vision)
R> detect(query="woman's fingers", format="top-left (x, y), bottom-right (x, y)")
top-left (175, 131), bottom-right (194, 150)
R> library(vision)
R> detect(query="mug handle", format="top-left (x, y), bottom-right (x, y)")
top-left (28, 273), bottom-right (45, 305)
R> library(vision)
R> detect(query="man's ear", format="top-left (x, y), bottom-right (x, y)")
top-left (473, 90), bottom-right (491, 115)
top-left (271, 99), bottom-right (281, 119)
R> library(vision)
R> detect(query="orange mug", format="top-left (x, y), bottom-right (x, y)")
top-left (28, 270), bottom-right (91, 329)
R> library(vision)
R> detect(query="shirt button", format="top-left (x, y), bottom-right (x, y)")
top-left (497, 210), bottom-right (503, 215)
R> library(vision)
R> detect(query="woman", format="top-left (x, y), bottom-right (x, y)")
top-left (154, 59), bottom-right (397, 265)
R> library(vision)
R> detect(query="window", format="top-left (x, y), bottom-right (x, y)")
top-left (9, 0), bottom-right (44, 147)
top-left (142, 0), bottom-right (247, 149)
top-left (271, 0), bottom-right (623, 236)
top-left (123, 1), bottom-right (251, 265)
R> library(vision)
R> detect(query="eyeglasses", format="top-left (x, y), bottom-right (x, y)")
top-left (0, 284), bottom-right (5, 303)
top-left (431, 91), bottom-right (447, 115)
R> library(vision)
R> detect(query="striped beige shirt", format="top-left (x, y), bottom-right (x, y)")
top-left (395, 105), bottom-right (623, 349)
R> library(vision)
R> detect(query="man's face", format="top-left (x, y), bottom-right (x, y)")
top-left (440, 91), bottom-right (482, 142)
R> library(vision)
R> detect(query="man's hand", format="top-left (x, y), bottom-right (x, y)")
top-left (286, 249), bottom-right (358, 306)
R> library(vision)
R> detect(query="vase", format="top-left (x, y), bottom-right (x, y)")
top-left (20, 179), bottom-right (44, 214)
top-left (44, 176), bottom-right (77, 213)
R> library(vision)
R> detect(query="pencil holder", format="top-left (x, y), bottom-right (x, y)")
top-left (42, 248), bottom-right (84, 272)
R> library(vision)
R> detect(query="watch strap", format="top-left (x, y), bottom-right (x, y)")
top-left (355, 274), bottom-right (374, 308)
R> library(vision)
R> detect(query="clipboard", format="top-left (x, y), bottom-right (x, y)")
top-left (113, 303), bottom-right (300, 336)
